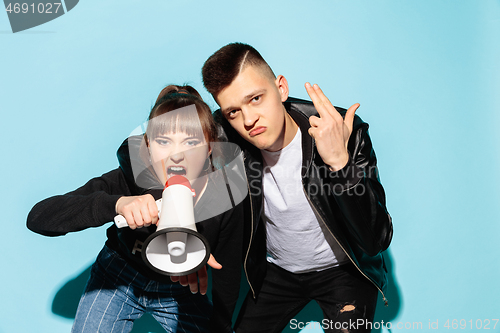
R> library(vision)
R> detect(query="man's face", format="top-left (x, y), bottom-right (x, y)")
top-left (216, 65), bottom-right (291, 152)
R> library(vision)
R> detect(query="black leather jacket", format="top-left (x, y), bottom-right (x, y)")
top-left (213, 97), bottom-right (393, 304)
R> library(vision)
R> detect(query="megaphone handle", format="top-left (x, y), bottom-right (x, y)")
top-left (114, 199), bottom-right (163, 228)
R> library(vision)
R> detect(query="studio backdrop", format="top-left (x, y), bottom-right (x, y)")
top-left (1, 1), bottom-right (499, 332)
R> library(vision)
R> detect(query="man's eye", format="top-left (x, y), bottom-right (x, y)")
top-left (226, 110), bottom-right (238, 118)
top-left (252, 96), bottom-right (261, 102)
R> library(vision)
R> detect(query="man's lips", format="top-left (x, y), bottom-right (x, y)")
top-left (249, 126), bottom-right (266, 137)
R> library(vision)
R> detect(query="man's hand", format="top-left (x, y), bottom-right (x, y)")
top-left (305, 82), bottom-right (359, 171)
top-left (115, 194), bottom-right (159, 229)
top-left (170, 254), bottom-right (222, 295)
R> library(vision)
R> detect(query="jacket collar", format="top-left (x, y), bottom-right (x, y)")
top-left (283, 99), bottom-right (316, 177)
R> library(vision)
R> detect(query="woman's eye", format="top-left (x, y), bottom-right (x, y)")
top-left (186, 139), bottom-right (202, 146)
top-left (155, 139), bottom-right (170, 146)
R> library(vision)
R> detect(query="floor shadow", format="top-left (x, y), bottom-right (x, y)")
top-left (52, 265), bottom-right (166, 332)
top-left (234, 251), bottom-right (402, 333)
top-left (372, 250), bottom-right (403, 333)
top-left (52, 266), bottom-right (91, 319)
top-left (52, 265), bottom-right (247, 332)
top-left (52, 250), bottom-right (401, 333)
top-left (280, 250), bottom-right (402, 332)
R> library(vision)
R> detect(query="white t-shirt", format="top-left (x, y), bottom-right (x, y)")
top-left (261, 128), bottom-right (347, 273)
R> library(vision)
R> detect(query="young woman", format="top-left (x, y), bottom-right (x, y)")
top-left (27, 85), bottom-right (245, 333)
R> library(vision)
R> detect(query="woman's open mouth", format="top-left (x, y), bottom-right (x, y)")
top-left (167, 166), bottom-right (186, 178)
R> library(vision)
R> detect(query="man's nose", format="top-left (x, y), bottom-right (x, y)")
top-left (242, 108), bottom-right (258, 128)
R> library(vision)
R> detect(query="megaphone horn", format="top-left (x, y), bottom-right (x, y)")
top-left (114, 175), bottom-right (210, 276)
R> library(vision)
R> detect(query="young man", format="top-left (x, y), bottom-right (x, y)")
top-left (201, 43), bottom-right (393, 333)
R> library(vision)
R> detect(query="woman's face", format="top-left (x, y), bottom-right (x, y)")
top-left (148, 131), bottom-right (210, 186)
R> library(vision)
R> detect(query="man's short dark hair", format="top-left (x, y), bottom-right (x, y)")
top-left (202, 42), bottom-right (275, 99)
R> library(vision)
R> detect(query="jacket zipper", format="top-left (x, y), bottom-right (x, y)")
top-left (241, 133), bottom-right (388, 304)
top-left (302, 185), bottom-right (388, 306)
top-left (300, 120), bottom-right (388, 306)
top-left (242, 165), bottom-right (388, 304)
top-left (242, 158), bottom-right (256, 299)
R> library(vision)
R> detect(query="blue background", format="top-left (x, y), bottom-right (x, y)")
top-left (1, 1), bottom-right (499, 332)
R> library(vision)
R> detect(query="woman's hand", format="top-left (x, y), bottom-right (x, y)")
top-left (115, 194), bottom-right (159, 229)
top-left (170, 254), bottom-right (222, 295)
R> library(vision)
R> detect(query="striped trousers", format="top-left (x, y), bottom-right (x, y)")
top-left (72, 246), bottom-right (212, 333)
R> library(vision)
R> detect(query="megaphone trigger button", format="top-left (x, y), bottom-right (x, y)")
top-left (156, 199), bottom-right (162, 216)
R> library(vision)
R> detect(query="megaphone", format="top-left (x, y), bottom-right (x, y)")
top-left (114, 175), bottom-right (210, 276)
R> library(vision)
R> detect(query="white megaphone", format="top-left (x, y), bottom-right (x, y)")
top-left (114, 175), bottom-right (210, 276)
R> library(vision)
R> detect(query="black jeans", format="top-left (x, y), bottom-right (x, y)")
top-left (235, 262), bottom-right (378, 333)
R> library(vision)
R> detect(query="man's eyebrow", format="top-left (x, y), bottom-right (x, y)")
top-left (221, 89), bottom-right (267, 114)
top-left (243, 89), bottom-right (266, 102)
top-left (221, 105), bottom-right (234, 115)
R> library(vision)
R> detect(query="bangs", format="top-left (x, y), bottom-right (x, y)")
top-left (146, 104), bottom-right (205, 141)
